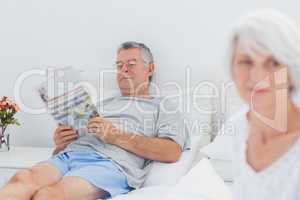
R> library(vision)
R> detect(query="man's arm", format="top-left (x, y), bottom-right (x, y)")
top-left (113, 132), bottom-right (182, 163)
top-left (88, 117), bottom-right (182, 163)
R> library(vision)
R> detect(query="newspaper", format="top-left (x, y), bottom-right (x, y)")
top-left (37, 67), bottom-right (99, 136)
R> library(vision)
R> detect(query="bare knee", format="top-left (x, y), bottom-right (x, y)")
top-left (10, 169), bottom-right (34, 184)
top-left (9, 169), bottom-right (44, 193)
top-left (33, 186), bottom-right (64, 200)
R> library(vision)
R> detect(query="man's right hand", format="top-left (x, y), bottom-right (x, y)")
top-left (53, 125), bottom-right (79, 155)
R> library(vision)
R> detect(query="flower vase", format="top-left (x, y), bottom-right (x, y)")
top-left (0, 126), bottom-right (10, 152)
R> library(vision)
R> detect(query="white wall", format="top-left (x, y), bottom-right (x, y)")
top-left (1, 0), bottom-right (299, 147)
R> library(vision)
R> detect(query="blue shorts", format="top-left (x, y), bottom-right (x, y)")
top-left (44, 151), bottom-right (133, 198)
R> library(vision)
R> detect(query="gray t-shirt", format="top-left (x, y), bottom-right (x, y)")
top-left (63, 96), bottom-right (191, 189)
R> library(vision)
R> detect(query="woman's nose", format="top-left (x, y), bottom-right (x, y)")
top-left (249, 65), bottom-right (269, 84)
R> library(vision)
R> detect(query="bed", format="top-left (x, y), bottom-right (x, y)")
top-left (105, 131), bottom-right (233, 200)
top-left (111, 158), bottom-right (233, 200)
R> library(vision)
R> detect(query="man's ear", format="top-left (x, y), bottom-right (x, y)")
top-left (148, 63), bottom-right (155, 77)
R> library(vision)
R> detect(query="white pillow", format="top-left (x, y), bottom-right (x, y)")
top-left (142, 150), bottom-right (195, 187)
top-left (113, 159), bottom-right (232, 200)
top-left (200, 106), bottom-right (248, 161)
top-left (165, 158), bottom-right (233, 200)
top-left (201, 134), bottom-right (234, 161)
top-left (143, 134), bottom-right (210, 187)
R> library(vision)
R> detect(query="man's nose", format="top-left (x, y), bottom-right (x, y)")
top-left (120, 64), bottom-right (129, 73)
top-left (118, 65), bottom-right (129, 78)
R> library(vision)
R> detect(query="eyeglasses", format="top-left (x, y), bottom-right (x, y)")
top-left (115, 59), bottom-right (148, 70)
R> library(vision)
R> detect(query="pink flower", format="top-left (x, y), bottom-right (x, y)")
top-left (0, 96), bottom-right (20, 112)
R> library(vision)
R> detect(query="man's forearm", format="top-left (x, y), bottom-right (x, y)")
top-left (112, 132), bottom-right (182, 163)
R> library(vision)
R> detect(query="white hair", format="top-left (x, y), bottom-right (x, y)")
top-left (227, 9), bottom-right (300, 95)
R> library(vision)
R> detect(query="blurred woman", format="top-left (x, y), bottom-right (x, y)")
top-left (228, 9), bottom-right (300, 200)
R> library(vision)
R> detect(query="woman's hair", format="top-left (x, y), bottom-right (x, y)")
top-left (227, 9), bottom-right (300, 95)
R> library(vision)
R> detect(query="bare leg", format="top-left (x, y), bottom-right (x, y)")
top-left (33, 176), bottom-right (109, 200)
top-left (0, 163), bottom-right (62, 200)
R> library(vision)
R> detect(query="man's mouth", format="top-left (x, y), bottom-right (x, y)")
top-left (121, 76), bottom-right (132, 80)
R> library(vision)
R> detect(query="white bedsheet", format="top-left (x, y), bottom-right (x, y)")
top-left (112, 159), bottom-right (233, 200)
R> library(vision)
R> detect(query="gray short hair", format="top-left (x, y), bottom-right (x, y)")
top-left (117, 41), bottom-right (154, 82)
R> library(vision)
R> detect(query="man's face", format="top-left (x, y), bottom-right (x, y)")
top-left (116, 48), bottom-right (153, 96)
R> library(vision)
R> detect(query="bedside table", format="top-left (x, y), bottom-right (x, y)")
top-left (0, 147), bottom-right (53, 187)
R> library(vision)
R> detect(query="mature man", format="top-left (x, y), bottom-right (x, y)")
top-left (0, 41), bottom-right (190, 200)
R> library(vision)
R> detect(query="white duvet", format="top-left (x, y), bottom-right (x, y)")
top-left (112, 158), bottom-right (233, 200)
